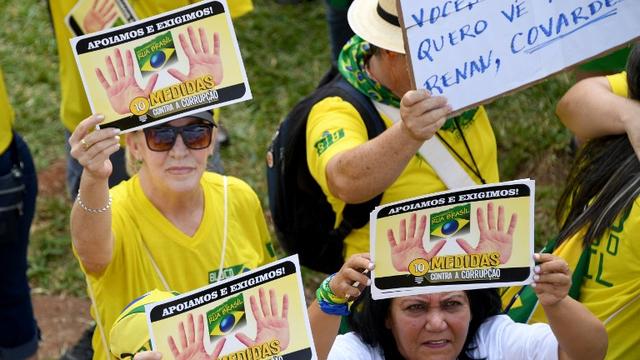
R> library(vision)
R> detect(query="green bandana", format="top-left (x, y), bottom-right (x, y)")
top-left (337, 36), bottom-right (477, 132)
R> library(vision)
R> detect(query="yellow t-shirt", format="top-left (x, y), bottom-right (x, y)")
top-left (506, 72), bottom-right (639, 359)
top-left (0, 68), bottom-right (15, 154)
top-left (48, 0), bottom-right (253, 132)
top-left (79, 172), bottom-right (274, 360)
top-left (306, 97), bottom-right (499, 258)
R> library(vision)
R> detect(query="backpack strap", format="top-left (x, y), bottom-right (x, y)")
top-left (316, 76), bottom-right (386, 236)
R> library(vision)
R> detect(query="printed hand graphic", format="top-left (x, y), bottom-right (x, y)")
top-left (456, 202), bottom-right (517, 264)
top-left (388, 213), bottom-right (446, 272)
top-left (235, 288), bottom-right (290, 351)
top-left (167, 313), bottom-right (226, 360)
top-left (83, 0), bottom-right (118, 34)
top-left (168, 26), bottom-right (223, 86)
top-left (95, 48), bottom-right (158, 114)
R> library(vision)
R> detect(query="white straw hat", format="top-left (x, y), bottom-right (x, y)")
top-left (347, 0), bottom-right (405, 54)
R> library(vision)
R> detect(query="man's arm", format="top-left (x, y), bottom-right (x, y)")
top-left (326, 90), bottom-right (450, 204)
top-left (556, 75), bottom-right (640, 142)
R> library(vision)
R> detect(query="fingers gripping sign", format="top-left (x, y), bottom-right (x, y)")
top-left (330, 254), bottom-right (374, 300)
top-left (531, 253), bottom-right (572, 306)
top-left (235, 288), bottom-right (290, 351)
top-left (95, 48), bottom-right (159, 115)
top-left (456, 202), bottom-right (517, 264)
top-left (168, 26), bottom-right (223, 86)
top-left (388, 213), bottom-right (446, 273)
top-left (68, 114), bottom-right (121, 180)
top-left (399, 89), bottom-right (451, 142)
top-left (167, 313), bottom-right (226, 360)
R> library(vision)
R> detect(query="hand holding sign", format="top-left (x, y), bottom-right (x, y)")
top-left (167, 313), bottom-right (226, 360)
top-left (236, 288), bottom-right (290, 351)
top-left (531, 253), bottom-right (571, 307)
top-left (387, 213), bottom-right (446, 272)
top-left (83, 0), bottom-right (118, 34)
top-left (456, 202), bottom-right (517, 264)
top-left (168, 26), bottom-right (223, 86)
top-left (95, 48), bottom-right (158, 114)
top-left (399, 90), bottom-right (450, 142)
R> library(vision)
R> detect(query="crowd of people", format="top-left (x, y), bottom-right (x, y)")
top-left (1, 0), bottom-right (638, 359)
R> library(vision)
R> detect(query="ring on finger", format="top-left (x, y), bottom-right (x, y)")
top-left (80, 138), bottom-right (89, 151)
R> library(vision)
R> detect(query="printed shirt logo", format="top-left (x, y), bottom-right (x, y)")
top-left (209, 264), bottom-right (249, 284)
top-left (314, 129), bottom-right (345, 155)
top-left (430, 204), bottom-right (471, 240)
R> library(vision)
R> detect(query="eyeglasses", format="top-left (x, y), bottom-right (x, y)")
top-left (143, 123), bottom-right (215, 152)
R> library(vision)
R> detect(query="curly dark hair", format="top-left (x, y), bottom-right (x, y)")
top-left (347, 288), bottom-right (502, 359)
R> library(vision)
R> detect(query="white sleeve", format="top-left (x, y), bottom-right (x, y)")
top-left (327, 332), bottom-right (384, 360)
top-left (472, 315), bottom-right (558, 360)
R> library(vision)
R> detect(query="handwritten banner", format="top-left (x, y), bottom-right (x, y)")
top-left (398, 0), bottom-right (640, 111)
top-left (71, 0), bottom-right (251, 132)
top-left (146, 256), bottom-right (317, 360)
top-left (370, 179), bottom-right (535, 300)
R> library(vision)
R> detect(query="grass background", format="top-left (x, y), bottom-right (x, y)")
top-left (0, 0), bottom-right (573, 297)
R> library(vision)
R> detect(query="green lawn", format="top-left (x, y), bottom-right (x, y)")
top-left (0, 0), bottom-right (573, 296)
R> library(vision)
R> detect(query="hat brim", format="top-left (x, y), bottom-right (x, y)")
top-left (186, 111), bottom-right (215, 124)
top-left (348, 0), bottom-right (405, 54)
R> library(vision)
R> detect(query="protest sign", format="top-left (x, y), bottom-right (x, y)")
top-left (71, 0), bottom-right (251, 132)
top-left (66, 0), bottom-right (137, 36)
top-left (146, 256), bottom-right (317, 360)
top-left (370, 179), bottom-right (534, 300)
top-left (398, 0), bottom-right (640, 112)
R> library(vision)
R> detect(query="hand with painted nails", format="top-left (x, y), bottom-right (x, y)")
top-left (456, 202), bottom-right (517, 264)
top-left (235, 288), bottom-right (289, 351)
top-left (95, 48), bottom-right (159, 114)
top-left (531, 253), bottom-right (572, 307)
top-left (388, 213), bottom-right (446, 272)
top-left (399, 89), bottom-right (450, 142)
top-left (83, 0), bottom-right (118, 34)
top-left (329, 253), bottom-right (374, 301)
top-left (69, 114), bottom-right (121, 180)
top-left (168, 26), bottom-right (223, 86)
top-left (167, 313), bottom-right (226, 360)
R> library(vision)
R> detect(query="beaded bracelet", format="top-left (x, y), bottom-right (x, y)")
top-left (76, 190), bottom-right (112, 214)
top-left (316, 274), bottom-right (350, 316)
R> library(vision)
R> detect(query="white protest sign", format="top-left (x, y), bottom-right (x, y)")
top-left (398, 0), bottom-right (640, 111)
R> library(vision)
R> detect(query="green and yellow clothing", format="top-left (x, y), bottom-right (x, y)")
top-left (306, 97), bottom-right (499, 258)
top-left (48, 0), bottom-right (253, 132)
top-left (504, 72), bottom-right (639, 359)
top-left (0, 68), bottom-right (15, 153)
top-left (77, 173), bottom-right (274, 360)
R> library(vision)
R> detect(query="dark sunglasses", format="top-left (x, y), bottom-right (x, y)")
top-left (143, 123), bottom-right (215, 152)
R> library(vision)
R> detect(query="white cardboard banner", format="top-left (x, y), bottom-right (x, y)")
top-left (398, 0), bottom-right (640, 111)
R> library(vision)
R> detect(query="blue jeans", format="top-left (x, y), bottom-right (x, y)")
top-left (0, 132), bottom-right (39, 359)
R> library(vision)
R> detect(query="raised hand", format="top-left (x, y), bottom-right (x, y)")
top-left (399, 89), bottom-right (450, 142)
top-left (95, 48), bottom-right (158, 114)
top-left (68, 114), bottom-right (120, 180)
top-left (329, 253), bottom-right (374, 301)
top-left (456, 202), bottom-right (517, 264)
top-left (167, 313), bottom-right (226, 360)
top-left (235, 288), bottom-right (290, 351)
top-left (531, 253), bottom-right (571, 306)
top-left (168, 27), bottom-right (223, 85)
top-left (388, 213), bottom-right (446, 272)
top-left (83, 0), bottom-right (118, 34)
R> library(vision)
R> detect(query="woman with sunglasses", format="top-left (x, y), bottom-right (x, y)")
top-left (68, 112), bottom-right (276, 360)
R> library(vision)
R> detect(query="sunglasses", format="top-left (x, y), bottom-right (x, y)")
top-left (143, 123), bottom-right (215, 152)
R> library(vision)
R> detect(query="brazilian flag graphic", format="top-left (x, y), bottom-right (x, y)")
top-left (135, 32), bottom-right (177, 78)
top-left (430, 204), bottom-right (471, 240)
top-left (207, 294), bottom-right (246, 341)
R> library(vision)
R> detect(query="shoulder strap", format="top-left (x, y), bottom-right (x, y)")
top-left (316, 76), bottom-right (386, 235)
